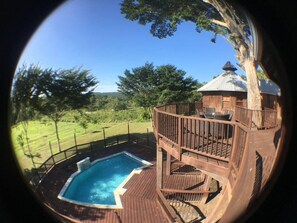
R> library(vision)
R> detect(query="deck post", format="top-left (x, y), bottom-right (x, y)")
top-left (201, 174), bottom-right (212, 204)
top-left (166, 152), bottom-right (171, 176)
top-left (157, 146), bottom-right (163, 189)
top-left (177, 117), bottom-right (182, 160)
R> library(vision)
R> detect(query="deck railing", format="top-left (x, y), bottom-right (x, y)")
top-left (235, 106), bottom-right (277, 129)
top-left (28, 132), bottom-right (156, 189)
top-left (153, 103), bottom-right (263, 222)
top-left (155, 106), bottom-right (235, 164)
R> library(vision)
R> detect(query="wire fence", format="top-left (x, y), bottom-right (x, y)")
top-left (26, 123), bottom-right (156, 189)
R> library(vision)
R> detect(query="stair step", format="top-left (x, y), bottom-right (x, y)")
top-left (171, 201), bottom-right (203, 223)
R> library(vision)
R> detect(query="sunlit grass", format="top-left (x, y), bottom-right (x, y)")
top-left (11, 120), bottom-right (153, 172)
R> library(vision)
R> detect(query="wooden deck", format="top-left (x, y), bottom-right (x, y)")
top-left (153, 103), bottom-right (281, 222)
top-left (34, 102), bottom-right (281, 223)
top-left (36, 143), bottom-right (207, 223)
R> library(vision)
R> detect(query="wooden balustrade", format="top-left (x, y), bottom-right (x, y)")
top-left (156, 109), bottom-right (235, 163)
top-left (154, 102), bottom-right (274, 222)
top-left (235, 106), bottom-right (277, 129)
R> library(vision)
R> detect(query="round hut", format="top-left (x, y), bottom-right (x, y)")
top-left (197, 61), bottom-right (280, 113)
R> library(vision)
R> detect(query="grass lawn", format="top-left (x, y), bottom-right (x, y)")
top-left (11, 120), bottom-right (153, 172)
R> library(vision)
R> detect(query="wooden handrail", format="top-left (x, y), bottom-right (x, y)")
top-left (160, 188), bottom-right (211, 194)
top-left (156, 188), bottom-right (183, 223)
top-left (235, 105), bottom-right (277, 129)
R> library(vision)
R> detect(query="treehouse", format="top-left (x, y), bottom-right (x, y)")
top-left (153, 68), bottom-right (281, 222)
top-left (197, 61), bottom-right (280, 117)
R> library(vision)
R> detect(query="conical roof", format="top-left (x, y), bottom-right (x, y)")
top-left (198, 72), bottom-right (247, 92)
top-left (197, 62), bottom-right (281, 96)
top-left (198, 62), bottom-right (246, 92)
top-left (222, 61), bottom-right (237, 71)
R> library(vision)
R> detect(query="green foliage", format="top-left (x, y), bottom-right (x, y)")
top-left (106, 97), bottom-right (128, 111)
top-left (257, 70), bottom-right (268, 80)
top-left (12, 64), bottom-right (98, 123)
top-left (79, 119), bottom-right (88, 134)
top-left (117, 63), bottom-right (202, 109)
top-left (121, 0), bottom-right (228, 39)
top-left (12, 64), bottom-right (98, 151)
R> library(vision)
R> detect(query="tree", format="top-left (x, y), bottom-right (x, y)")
top-left (121, 0), bottom-right (263, 124)
top-left (12, 65), bottom-right (98, 152)
top-left (12, 64), bottom-right (41, 155)
top-left (117, 63), bottom-right (201, 116)
top-left (106, 97), bottom-right (128, 111)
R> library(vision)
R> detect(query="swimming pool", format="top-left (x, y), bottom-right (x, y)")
top-left (58, 152), bottom-right (152, 209)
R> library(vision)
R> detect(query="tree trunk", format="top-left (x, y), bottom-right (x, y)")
top-left (242, 54), bottom-right (262, 128)
top-left (21, 121), bottom-right (31, 155)
top-left (54, 120), bottom-right (61, 152)
top-left (244, 58), bottom-right (262, 110)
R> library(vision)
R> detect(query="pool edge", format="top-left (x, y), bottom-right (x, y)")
top-left (57, 151), bottom-right (153, 209)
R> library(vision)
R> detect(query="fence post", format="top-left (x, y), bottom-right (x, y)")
top-left (146, 128), bottom-right (149, 145)
top-left (49, 141), bottom-right (55, 165)
top-left (103, 127), bottom-right (106, 148)
top-left (74, 133), bottom-right (78, 154)
top-left (128, 122), bottom-right (130, 143)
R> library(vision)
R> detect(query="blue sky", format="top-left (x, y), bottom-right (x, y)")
top-left (17, 0), bottom-right (243, 92)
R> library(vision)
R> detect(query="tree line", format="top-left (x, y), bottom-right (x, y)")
top-left (11, 63), bottom-right (202, 152)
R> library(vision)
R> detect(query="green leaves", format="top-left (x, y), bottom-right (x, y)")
top-left (117, 63), bottom-right (202, 109)
top-left (121, 0), bottom-right (226, 38)
top-left (12, 65), bottom-right (98, 123)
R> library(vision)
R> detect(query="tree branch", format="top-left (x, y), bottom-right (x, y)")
top-left (209, 19), bottom-right (228, 28)
top-left (203, 0), bottom-right (252, 51)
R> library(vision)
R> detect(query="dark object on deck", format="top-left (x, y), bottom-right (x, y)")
top-left (205, 107), bottom-right (216, 116)
top-left (214, 114), bottom-right (230, 121)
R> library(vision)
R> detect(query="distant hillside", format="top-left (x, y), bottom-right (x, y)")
top-left (93, 92), bottom-right (122, 97)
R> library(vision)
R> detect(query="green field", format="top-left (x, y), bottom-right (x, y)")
top-left (11, 120), bottom-right (153, 172)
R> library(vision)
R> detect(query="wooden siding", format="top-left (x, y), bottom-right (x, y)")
top-left (202, 91), bottom-right (247, 112)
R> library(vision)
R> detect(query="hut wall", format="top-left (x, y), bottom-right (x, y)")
top-left (202, 91), bottom-right (247, 112)
top-left (261, 93), bottom-right (277, 109)
top-left (202, 92), bottom-right (222, 111)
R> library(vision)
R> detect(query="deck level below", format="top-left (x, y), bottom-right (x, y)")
top-left (36, 143), bottom-right (206, 223)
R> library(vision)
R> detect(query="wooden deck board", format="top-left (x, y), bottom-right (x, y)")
top-left (36, 144), bottom-right (168, 223)
top-left (36, 143), bottom-right (209, 223)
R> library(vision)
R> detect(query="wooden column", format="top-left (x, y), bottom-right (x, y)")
top-left (166, 152), bottom-right (171, 176)
top-left (156, 146), bottom-right (163, 189)
top-left (201, 174), bottom-right (212, 204)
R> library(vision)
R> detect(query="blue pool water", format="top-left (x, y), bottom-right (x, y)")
top-left (62, 153), bottom-right (145, 205)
